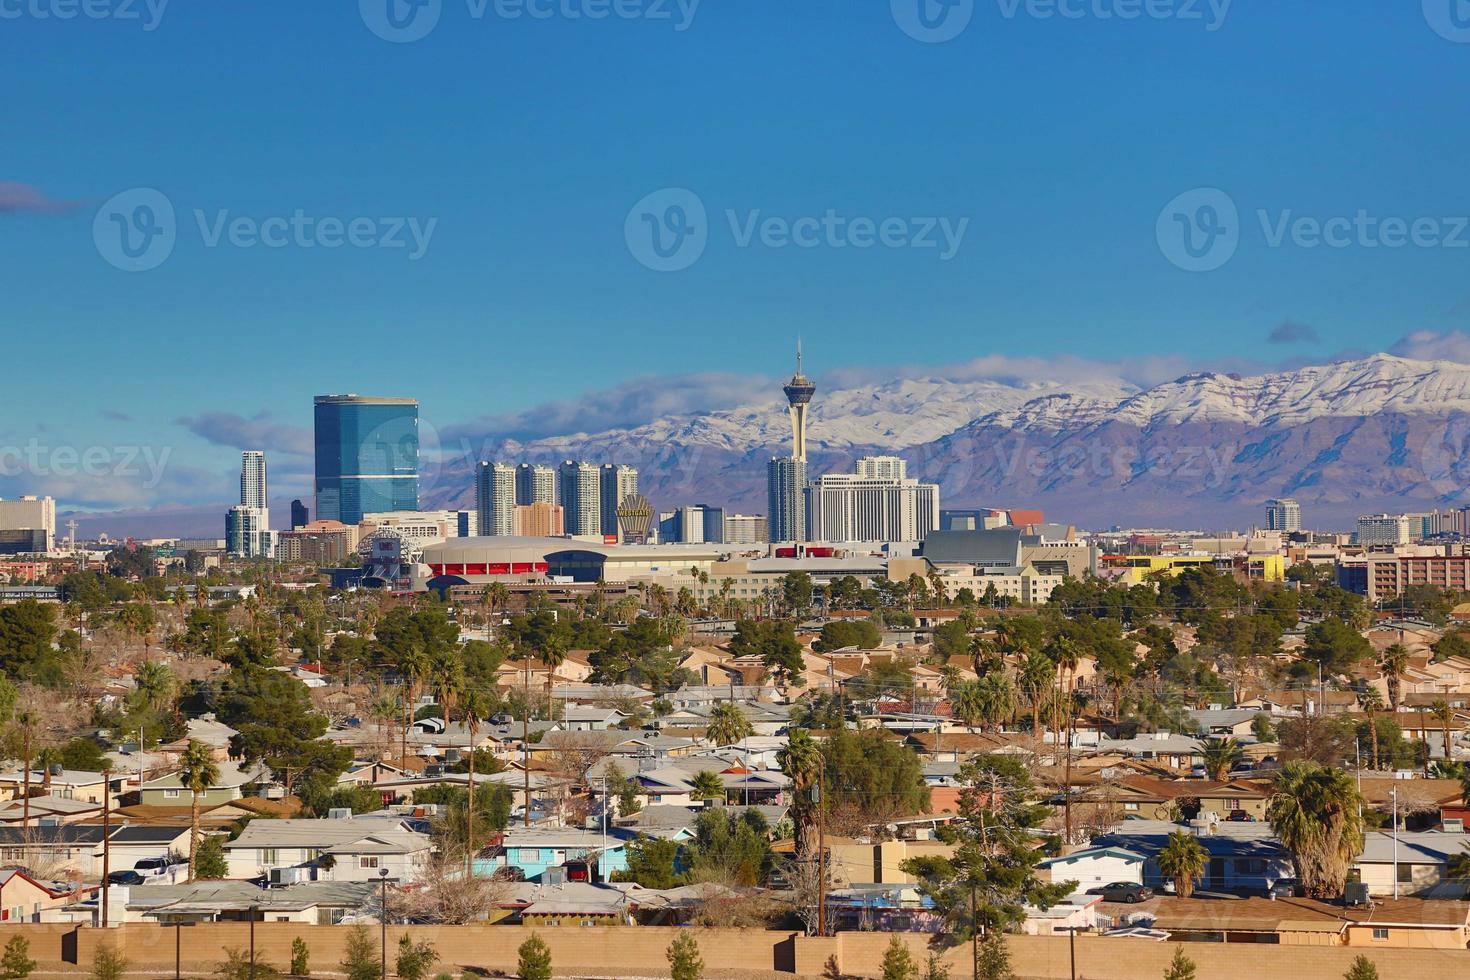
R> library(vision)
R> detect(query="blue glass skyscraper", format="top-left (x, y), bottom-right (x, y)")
top-left (313, 395), bottom-right (420, 524)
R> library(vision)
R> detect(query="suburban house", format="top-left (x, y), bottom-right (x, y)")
top-left (0, 869), bottom-right (92, 923)
top-left (1148, 895), bottom-right (1470, 948)
top-left (1037, 845), bottom-right (1148, 892)
top-left (483, 827), bottom-right (630, 882)
top-left (1352, 830), bottom-right (1470, 897)
top-left (138, 761), bottom-right (266, 807)
top-left (222, 815), bottom-right (433, 882)
top-left (1094, 821), bottom-right (1294, 895)
top-left (0, 769), bottom-right (116, 805)
top-left (1079, 776), bottom-right (1272, 821)
top-left (42, 880), bottom-right (377, 926)
top-left (559, 706), bottom-right (629, 732)
top-left (0, 825), bottom-right (111, 877)
top-left (0, 795), bottom-right (102, 825)
top-left (106, 825), bottom-right (195, 871)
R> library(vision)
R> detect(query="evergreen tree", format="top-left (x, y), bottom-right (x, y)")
top-left (90, 945), bottom-right (127, 980)
top-left (0, 936), bottom-right (35, 980)
top-left (517, 935), bottom-right (552, 980)
top-left (923, 954), bottom-right (950, 980)
top-left (1163, 948), bottom-right (1196, 980)
top-left (395, 936), bottom-right (439, 980)
top-left (976, 931), bottom-right (1014, 980)
top-left (666, 932), bottom-right (704, 980)
top-left (340, 926), bottom-right (379, 980)
top-left (1344, 956), bottom-right (1380, 980)
top-left (290, 937), bottom-right (310, 977)
top-left (194, 834), bottom-right (229, 879)
top-left (880, 937), bottom-right (917, 980)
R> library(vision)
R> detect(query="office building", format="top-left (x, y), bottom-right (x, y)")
top-left (290, 499), bottom-right (309, 529)
top-left (767, 456), bottom-right (807, 543)
top-left (240, 451), bottom-right (267, 511)
top-left (722, 514), bottom-right (768, 545)
top-left (658, 504), bottom-right (725, 544)
top-left (515, 463), bottom-right (556, 506)
top-left (0, 496), bottom-right (55, 550)
top-left (1357, 514), bottom-right (1411, 548)
top-left (313, 394), bottom-right (419, 525)
top-left (558, 461), bottom-right (602, 536)
top-left (856, 456), bottom-right (907, 480)
top-left (600, 464), bottom-right (639, 541)
top-left (475, 462), bottom-right (516, 536)
top-left (513, 503), bottom-right (565, 537)
top-left (1265, 498), bottom-right (1302, 533)
top-left (805, 468), bottom-right (940, 544)
top-left (274, 520), bottom-right (360, 565)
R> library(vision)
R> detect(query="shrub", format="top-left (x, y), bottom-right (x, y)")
top-left (341, 926), bottom-right (379, 980)
top-left (880, 936), bottom-right (916, 980)
top-left (395, 936), bottom-right (439, 980)
top-left (0, 936), bottom-right (35, 980)
top-left (290, 937), bottom-right (310, 977)
top-left (91, 945), bottom-right (127, 980)
top-left (1163, 948), bottom-right (1196, 980)
top-left (666, 932), bottom-right (704, 980)
top-left (215, 947), bottom-right (282, 980)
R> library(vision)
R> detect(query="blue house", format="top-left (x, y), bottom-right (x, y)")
top-left (1092, 822), bottom-right (1294, 895)
top-left (478, 828), bottom-right (629, 882)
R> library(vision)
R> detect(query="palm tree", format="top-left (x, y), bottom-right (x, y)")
top-left (778, 729), bottom-right (824, 857)
top-left (973, 673), bottom-right (1017, 733)
top-left (1019, 650), bottom-right (1055, 740)
top-left (1357, 688), bottom-right (1385, 770)
top-left (1431, 700), bottom-right (1454, 766)
top-left (178, 739), bottom-right (220, 882)
top-left (706, 702), bottom-right (753, 747)
top-left (398, 647), bottom-right (430, 763)
top-left (1448, 848), bottom-right (1470, 883)
top-left (539, 638), bottom-right (567, 724)
top-left (1200, 737), bottom-right (1242, 781)
top-left (1156, 831), bottom-right (1208, 898)
top-left (1378, 644), bottom-right (1410, 712)
top-left (16, 710), bottom-right (35, 830)
top-left (134, 661), bottom-right (177, 714)
top-left (690, 769), bottom-right (725, 802)
top-left (1267, 761), bottom-right (1365, 898)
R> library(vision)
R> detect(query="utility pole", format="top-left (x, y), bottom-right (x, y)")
top-left (970, 881), bottom-right (979, 980)
top-left (100, 768), bottom-right (111, 929)
top-left (816, 773), bottom-right (827, 937)
top-left (1392, 786), bottom-right (1401, 900)
top-left (523, 659), bottom-right (531, 827)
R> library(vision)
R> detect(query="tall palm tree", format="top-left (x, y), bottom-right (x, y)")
top-left (1267, 761), bottom-right (1365, 899)
top-left (973, 673), bottom-right (1017, 733)
top-left (1157, 831), bottom-right (1208, 898)
top-left (398, 647), bottom-right (431, 763)
top-left (539, 638), bottom-right (567, 724)
top-left (461, 687), bottom-right (485, 878)
top-left (706, 702), bottom-right (753, 747)
top-left (1357, 688), bottom-right (1385, 770)
top-left (778, 729), bottom-right (824, 857)
top-left (134, 661), bottom-right (177, 714)
top-left (1019, 649), bottom-right (1055, 740)
top-left (1378, 644), bottom-right (1410, 712)
top-left (1431, 700), bottom-right (1454, 767)
top-left (178, 739), bottom-right (220, 882)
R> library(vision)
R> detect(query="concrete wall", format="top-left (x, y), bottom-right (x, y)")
top-left (6, 923), bottom-right (1470, 979)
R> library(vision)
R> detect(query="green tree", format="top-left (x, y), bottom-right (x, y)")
top-left (923, 953), bottom-right (950, 980)
top-left (194, 834), bottom-right (229, 879)
top-left (1163, 947), bottom-right (1196, 980)
top-left (666, 932), bottom-right (704, 980)
top-left (782, 571), bottom-right (814, 614)
top-left (1377, 644), bottom-right (1410, 711)
top-left (615, 834), bottom-right (682, 888)
top-left (1267, 761), bottom-right (1366, 898)
top-left (820, 729), bottom-right (929, 829)
top-left (1252, 713), bottom-right (1276, 741)
top-left (57, 737), bottom-right (107, 771)
top-left (880, 936), bottom-right (917, 980)
top-left (686, 808), bottom-right (772, 885)
top-left (395, 936), bottom-right (438, 980)
top-left (1301, 618), bottom-right (1373, 676)
top-left (1156, 831), bottom-right (1208, 899)
top-left (778, 728), bottom-right (825, 858)
top-left (340, 926), bottom-right (379, 980)
top-left (0, 935), bottom-right (35, 980)
top-left (517, 934), bottom-right (552, 980)
top-left (902, 754), bottom-right (1073, 936)
top-left (976, 930), bottom-right (1014, 980)
top-left (290, 937), bottom-right (309, 977)
top-left (91, 945), bottom-right (127, 980)
top-left (813, 619), bottom-right (882, 653)
top-left (690, 769), bottom-right (725, 802)
top-left (1200, 737), bottom-right (1242, 781)
top-left (1343, 956), bottom-right (1379, 980)
top-left (215, 948), bottom-right (282, 980)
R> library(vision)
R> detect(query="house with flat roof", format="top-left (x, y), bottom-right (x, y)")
top-left (483, 827), bottom-right (629, 882)
top-left (222, 815), bottom-right (432, 883)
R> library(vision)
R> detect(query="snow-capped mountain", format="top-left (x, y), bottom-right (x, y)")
top-left (426, 354), bottom-right (1470, 529)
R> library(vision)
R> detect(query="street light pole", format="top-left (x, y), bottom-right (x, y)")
top-left (1391, 787), bottom-right (1401, 900)
top-left (249, 905), bottom-right (257, 980)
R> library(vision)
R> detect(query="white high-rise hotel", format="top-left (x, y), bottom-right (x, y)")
top-left (806, 461), bottom-right (939, 544)
top-left (226, 451), bottom-right (274, 558)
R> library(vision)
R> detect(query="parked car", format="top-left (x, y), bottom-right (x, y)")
top-left (107, 870), bottom-right (145, 885)
top-left (134, 857), bottom-right (184, 877)
top-left (1225, 809), bottom-right (1254, 822)
top-left (1189, 764), bottom-right (1208, 778)
top-left (1269, 878), bottom-right (1301, 898)
top-left (1086, 882), bottom-right (1154, 903)
top-left (1230, 761), bottom-right (1256, 773)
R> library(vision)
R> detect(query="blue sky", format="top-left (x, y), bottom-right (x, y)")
top-left (3, 0), bottom-right (1469, 512)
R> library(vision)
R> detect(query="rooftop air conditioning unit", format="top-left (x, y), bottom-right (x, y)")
top-left (1344, 882), bottom-right (1371, 907)
top-left (1444, 818), bottom-right (1465, 833)
top-left (327, 808), bottom-right (353, 820)
top-left (270, 867), bottom-right (307, 886)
